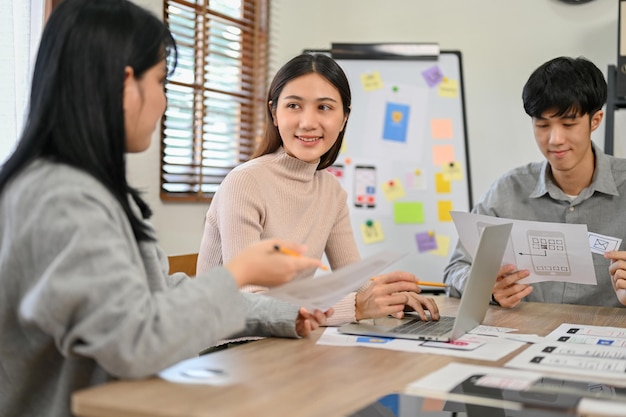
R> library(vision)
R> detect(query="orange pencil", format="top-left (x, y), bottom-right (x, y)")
top-left (273, 245), bottom-right (329, 271)
top-left (415, 281), bottom-right (449, 288)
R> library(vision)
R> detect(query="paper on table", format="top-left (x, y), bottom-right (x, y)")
top-left (159, 355), bottom-right (232, 385)
top-left (451, 211), bottom-right (596, 285)
top-left (546, 323), bottom-right (626, 348)
top-left (406, 362), bottom-right (626, 414)
top-left (316, 327), bottom-right (526, 361)
top-left (505, 340), bottom-right (626, 382)
top-left (264, 251), bottom-right (406, 311)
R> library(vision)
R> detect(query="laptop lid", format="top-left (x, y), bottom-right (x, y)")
top-left (337, 222), bottom-right (513, 342)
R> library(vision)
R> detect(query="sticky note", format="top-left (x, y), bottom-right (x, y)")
top-left (383, 102), bottom-right (410, 143)
top-left (442, 161), bottom-right (463, 181)
top-left (438, 200), bottom-right (453, 222)
top-left (422, 65), bottom-right (444, 88)
top-left (393, 202), bottom-right (424, 224)
top-left (438, 78), bottom-right (459, 98)
top-left (432, 145), bottom-right (455, 167)
top-left (360, 71), bottom-right (383, 92)
top-left (360, 220), bottom-right (384, 244)
top-left (326, 165), bottom-right (344, 183)
top-left (430, 235), bottom-right (451, 256)
top-left (415, 231), bottom-right (438, 252)
top-left (381, 178), bottom-right (406, 201)
top-left (431, 118), bottom-right (454, 139)
top-left (435, 173), bottom-right (451, 193)
top-left (406, 169), bottom-right (426, 190)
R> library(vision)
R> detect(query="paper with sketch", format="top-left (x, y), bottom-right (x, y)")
top-left (588, 232), bottom-right (622, 255)
top-left (316, 327), bottom-right (525, 361)
top-left (505, 341), bottom-right (626, 382)
top-left (405, 362), bottom-right (626, 415)
top-left (545, 323), bottom-right (626, 348)
top-left (451, 211), bottom-right (596, 285)
top-left (264, 251), bottom-right (405, 311)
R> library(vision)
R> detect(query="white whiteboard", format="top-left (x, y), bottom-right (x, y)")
top-left (329, 50), bottom-right (471, 286)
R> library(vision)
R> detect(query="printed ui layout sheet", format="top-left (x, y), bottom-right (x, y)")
top-left (505, 323), bottom-right (626, 381)
top-left (451, 212), bottom-right (622, 285)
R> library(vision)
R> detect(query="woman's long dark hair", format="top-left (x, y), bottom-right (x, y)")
top-left (0, 0), bottom-right (177, 241)
top-left (253, 53), bottom-right (351, 170)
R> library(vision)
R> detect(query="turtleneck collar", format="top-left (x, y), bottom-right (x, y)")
top-left (267, 147), bottom-right (321, 183)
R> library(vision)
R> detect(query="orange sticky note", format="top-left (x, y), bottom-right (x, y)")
top-left (431, 118), bottom-right (454, 139)
top-left (432, 145), bottom-right (455, 167)
top-left (438, 200), bottom-right (453, 222)
top-left (435, 173), bottom-right (451, 193)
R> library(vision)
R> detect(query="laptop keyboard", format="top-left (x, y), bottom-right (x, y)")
top-left (389, 316), bottom-right (455, 336)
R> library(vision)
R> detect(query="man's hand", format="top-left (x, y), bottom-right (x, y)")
top-left (605, 251), bottom-right (626, 306)
top-left (492, 264), bottom-right (532, 308)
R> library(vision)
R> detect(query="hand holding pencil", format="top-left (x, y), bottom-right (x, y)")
top-left (225, 240), bottom-right (325, 288)
top-left (273, 245), bottom-right (329, 271)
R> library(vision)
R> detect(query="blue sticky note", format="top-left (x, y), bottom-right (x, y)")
top-left (383, 102), bottom-right (409, 143)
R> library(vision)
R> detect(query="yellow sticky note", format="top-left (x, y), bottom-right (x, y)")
top-left (360, 71), bottom-right (383, 92)
top-left (437, 200), bottom-right (453, 222)
top-left (432, 145), bottom-right (455, 167)
top-left (431, 118), bottom-right (454, 139)
top-left (442, 161), bottom-right (463, 181)
top-left (430, 235), bottom-right (451, 256)
top-left (381, 178), bottom-right (406, 201)
top-left (340, 139), bottom-right (347, 154)
top-left (438, 78), bottom-right (459, 98)
top-left (435, 173), bottom-right (451, 193)
top-left (394, 202), bottom-right (424, 224)
top-left (360, 221), bottom-right (384, 244)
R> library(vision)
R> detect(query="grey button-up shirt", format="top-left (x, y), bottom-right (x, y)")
top-left (444, 143), bottom-right (626, 307)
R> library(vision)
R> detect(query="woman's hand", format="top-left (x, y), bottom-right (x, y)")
top-left (225, 239), bottom-right (324, 288)
top-left (295, 307), bottom-right (333, 337)
top-left (355, 271), bottom-right (439, 320)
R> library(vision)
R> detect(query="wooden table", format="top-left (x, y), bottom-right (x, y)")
top-left (72, 296), bottom-right (626, 417)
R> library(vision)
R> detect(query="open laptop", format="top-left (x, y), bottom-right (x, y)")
top-left (338, 222), bottom-right (513, 342)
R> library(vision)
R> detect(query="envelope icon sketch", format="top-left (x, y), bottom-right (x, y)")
top-left (588, 232), bottom-right (621, 255)
top-left (592, 239), bottom-right (608, 251)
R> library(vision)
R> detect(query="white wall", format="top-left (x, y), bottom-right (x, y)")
top-left (129, 0), bottom-right (618, 255)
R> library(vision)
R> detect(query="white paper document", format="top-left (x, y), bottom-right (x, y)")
top-left (316, 327), bottom-right (526, 361)
top-left (505, 340), bottom-right (626, 382)
top-left (264, 251), bottom-right (405, 311)
top-left (406, 363), bottom-right (626, 416)
top-left (451, 211), bottom-right (599, 285)
top-left (159, 355), bottom-right (232, 385)
top-left (546, 323), bottom-right (626, 348)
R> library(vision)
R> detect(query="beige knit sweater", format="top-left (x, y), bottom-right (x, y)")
top-left (197, 147), bottom-right (362, 325)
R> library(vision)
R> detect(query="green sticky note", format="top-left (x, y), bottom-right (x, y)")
top-left (393, 202), bottom-right (424, 224)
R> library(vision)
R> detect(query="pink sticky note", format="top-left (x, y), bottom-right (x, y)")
top-left (431, 118), bottom-right (453, 139)
top-left (432, 145), bottom-right (455, 167)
